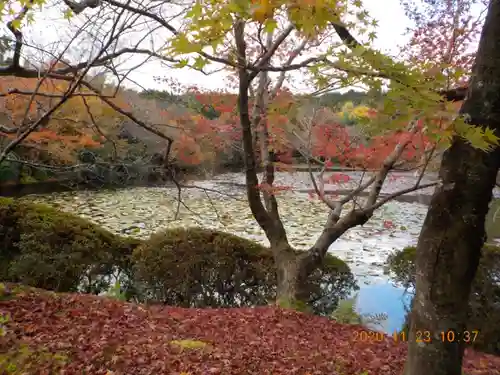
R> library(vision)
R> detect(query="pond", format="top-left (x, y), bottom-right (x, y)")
top-left (18, 171), bottom-right (480, 332)
top-left (356, 282), bottom-right (413, 334)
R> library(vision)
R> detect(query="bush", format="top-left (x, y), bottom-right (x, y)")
top-left (0, 198), bottom-right (140, 293)
top-left (132, 227), bottom-right (358, 315)
top-left (386, 245), bottom-right (500, 355)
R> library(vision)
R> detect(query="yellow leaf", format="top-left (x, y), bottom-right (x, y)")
top-left (63, 8), bottom-right (73, 19)
top-left (10, 19), bottom-right (21, 29)
top-left (251, 0), bottom-right (274, 22)
top-left (171, 34), bottom-right (203, 54)
top-left (263, 18), bottom-right (278, 33)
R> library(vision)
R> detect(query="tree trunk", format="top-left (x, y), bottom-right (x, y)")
top-left (405, 1), bottom-right (500, 374)
top-left (274, 249), bottom-right (310, 309)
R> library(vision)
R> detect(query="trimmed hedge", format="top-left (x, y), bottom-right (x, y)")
top-left (132, 227), bottom-right (358, 315)
top-left (0, 198), bottom-right (140, 293)
top-left (387, 245), bottom-right (500, 355)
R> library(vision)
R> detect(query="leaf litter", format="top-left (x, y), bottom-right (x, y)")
top-left (0, 284), bottom-right (499, 375)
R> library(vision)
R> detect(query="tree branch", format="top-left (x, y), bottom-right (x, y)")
top-left (234, 19), bottom-right (284, 247)
top-left (368, 181), bottom-right (438, 211)
top-left (269, 38), bottom-right (309, 99)
top-left (249, 24), bottom-right (295, 81)
top-left (82, 82), bottom-right (174, 147)
top-left (7, 0), bottom-right (33, 69)
top-left (365, 120), bottom-right (420, 207)
top-left (331, 19), bottom-right (467, 101)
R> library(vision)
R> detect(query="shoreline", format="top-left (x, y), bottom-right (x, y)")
top-left (0, 168), bottom-right (438, 206)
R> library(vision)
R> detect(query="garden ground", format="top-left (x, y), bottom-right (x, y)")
top-left (1, 284), bottom-right (499, 375)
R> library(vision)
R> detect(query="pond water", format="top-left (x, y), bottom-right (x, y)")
top-left (19, 171), bottom-right (485, 332)
top-left (356, 282), bottom-right (413, 334)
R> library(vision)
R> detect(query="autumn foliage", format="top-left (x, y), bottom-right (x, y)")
top-left (178, 89), bottom-right (463, 171)
top-left (1, 285), bottom-right (499, 375)
top-left (0, 73), bottom-right (463, 172)
top-left (0, 75), bottom-right (127, 164)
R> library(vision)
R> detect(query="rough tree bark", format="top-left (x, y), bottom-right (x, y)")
top-left (405, 1), bottom-right (500, 374)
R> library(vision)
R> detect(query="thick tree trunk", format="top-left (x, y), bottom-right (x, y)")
top-left (405, 142), bottom-right (499, 375)
top-left (274, 249), bottom-right (310, 308)
top-left (405, 1), bottom-right (500, 374)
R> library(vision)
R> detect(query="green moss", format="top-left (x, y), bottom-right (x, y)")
top-left (0, 344), bottom-right (68, 374)
top-left (276, 297), bottom-right (312, 313)
top-left (169, 339), bottom-right (210, 350)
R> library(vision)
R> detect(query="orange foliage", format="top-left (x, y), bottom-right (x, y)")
top-left (0, 75), bottom-right (128, 164)
top-left (133, 89), bottom-right (464, 170)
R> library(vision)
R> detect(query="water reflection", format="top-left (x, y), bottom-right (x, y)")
top-left (355, 282), bottom-right (413, 334)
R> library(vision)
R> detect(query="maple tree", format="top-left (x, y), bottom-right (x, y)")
top-left (0, 0), bottom-right (493, 299)
top-left (399, 0), bottom-right (487, 176)
top-left (401, 0), bottom-right (486, 88)
top-left (0, 0), bottom-right (498, 373)
top-left (43, 0), bottom-right (491, 313)
top-left (157, 0), bottom-right (499, 314)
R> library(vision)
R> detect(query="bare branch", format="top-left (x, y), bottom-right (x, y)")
top-left (82, 82), bottom-right (174, 144)
top-left (81, 95), bottom-right (118, 159)
top-left (368, 182), bottom-right (438, 211)
top-left (249, 24), bottom-right (295, 81)
top-left (1, 88), bottom-right (108, 98)
top-left (308, 162), bottom-right (337, 211)
top-left (338, 175), bottom-right (377, 205)
top-left (270, 38), bottom-right (308, 99)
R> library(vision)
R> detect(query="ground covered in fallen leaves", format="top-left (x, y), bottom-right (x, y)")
top-left (1, 284), bottom-right (499, 375)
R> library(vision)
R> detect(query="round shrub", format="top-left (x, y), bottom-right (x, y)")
top-left (132, 227), bottom-right (357, 315)
top-left (386, 245), bottom-right (500, 355)
top-left (0, 197), bottom-right (140, 293)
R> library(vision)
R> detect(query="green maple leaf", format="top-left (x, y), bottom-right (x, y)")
top-left (171, 34), bottom-right (203, 54)
top-left (63, 8), bottom-right (73, 20)
top-left (193, 56), bottom-right (208, 70)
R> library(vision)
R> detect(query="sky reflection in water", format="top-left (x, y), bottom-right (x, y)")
top-left (356, 282), bottom-right (414, 334)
